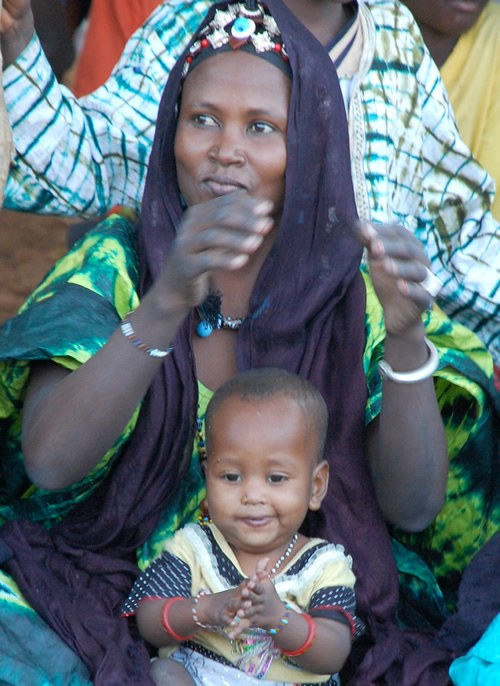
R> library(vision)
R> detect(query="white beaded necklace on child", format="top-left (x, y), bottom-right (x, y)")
top-left (269, 533), bottom-right (299, 576)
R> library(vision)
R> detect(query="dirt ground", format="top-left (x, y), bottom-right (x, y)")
top-left (0, 209), bottom-right (69, 323)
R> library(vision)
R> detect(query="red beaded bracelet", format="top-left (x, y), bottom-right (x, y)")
top-left (161, 597), bottom-right (193, 642)
top-left (281, 613), bottom-right (317, 657)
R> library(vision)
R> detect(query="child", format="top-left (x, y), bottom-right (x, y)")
top-left (121, 368), bottom-right (363, 685)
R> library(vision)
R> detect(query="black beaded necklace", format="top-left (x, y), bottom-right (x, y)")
top-left (196, 291), bottom-right (246, 337)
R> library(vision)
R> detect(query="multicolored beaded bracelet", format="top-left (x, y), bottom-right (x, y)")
top-left (267, 601), bottom-right (293, 635)
top-left (281, 613), bottom-right (317, 656)
top-left (192, 590), bottom-right (211, 629)
top-left (161, 597), bottom-right (193, 642)
top-left (120, 315), bottom-right (174, 359)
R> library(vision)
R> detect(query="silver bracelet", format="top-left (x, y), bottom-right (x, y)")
top-left (378, 337), bottom-right (439, 384)
top-left (120, 316), bottom-right (173, 359)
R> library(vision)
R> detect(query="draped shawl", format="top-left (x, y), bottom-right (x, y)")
top-left (1, 1), bottom-right (407, 683)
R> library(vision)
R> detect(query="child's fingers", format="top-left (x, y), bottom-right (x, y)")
top-left (227, 614), bottom-right (251, 638)
top-left (256, 557), bottom-right (270, 574)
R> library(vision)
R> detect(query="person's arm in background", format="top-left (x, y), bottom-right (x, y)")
top-left (0, 0), bottom-right (211, 217)
top-left (413, 36), bottom-right (500, 365)
top-left (357, 2), bottom-right (499, 366)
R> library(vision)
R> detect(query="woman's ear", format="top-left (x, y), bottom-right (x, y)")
top-left (308, 460), bottom-right (329, 511)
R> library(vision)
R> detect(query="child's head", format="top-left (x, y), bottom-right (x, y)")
top-left (203, 368), bottom-right (329, 558)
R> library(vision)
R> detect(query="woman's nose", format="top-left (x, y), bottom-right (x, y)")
top-left (209, 127), bottom-right (245, 166)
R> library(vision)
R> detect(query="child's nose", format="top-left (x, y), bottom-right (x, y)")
top-left (241, 479), bottom-right (265, 504)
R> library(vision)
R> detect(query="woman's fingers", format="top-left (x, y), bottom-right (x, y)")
top-left (356, 220), bottom-right (426, 261)
top-left (356, 219), bottom-right (442, 295)
top-left (355, 219), bottom-right (443, 334)
top-left (176, 194), bottom-right (273, 271)
top-left (182, 195), bottom-right (273, 262)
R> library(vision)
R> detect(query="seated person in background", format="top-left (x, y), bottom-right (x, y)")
top-left (402, 0), bottom-right (500, 220)
top-left (0, 0), bottom-right (499, 365)
top-left (123, 368), bottom-right (363, 686)
top-left (0, 1), bottom-right (497, 684)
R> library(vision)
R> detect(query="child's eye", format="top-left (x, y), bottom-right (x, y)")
top-left (193, 113), bottom-right (219, 127)
top-left (269, 474), bottom-right (287, 483)
top-left (222, 473), bottom-right (241, 482)
top-left (248, 121), bottom-right (276, 134)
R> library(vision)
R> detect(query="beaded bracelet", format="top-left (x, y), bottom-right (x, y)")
top-left (281, 613), bottom-right (317, 657)
top-left (120, 315), bottom-right (174, 359)
top-left (192, 590), bottom-right (210, 629)
top-left (161, 597), bottom-right (193, 642)
top-left (267, 602), bottom-right (293, 635)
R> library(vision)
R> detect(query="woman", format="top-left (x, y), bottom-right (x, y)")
top-left (0, 1), bottom-right (496, 684)
top-left (1, 1), bottom-right (499, 366)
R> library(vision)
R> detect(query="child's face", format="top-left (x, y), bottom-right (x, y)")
top-left (204, 394), bottom-right (328, 560)
top-left (174, 50), bottom-right (290, 218)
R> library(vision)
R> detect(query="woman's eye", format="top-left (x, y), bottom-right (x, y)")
top-left (249, 121), bottom-right (275, 134)
top-left (193, 113), bottom-right (218, 127)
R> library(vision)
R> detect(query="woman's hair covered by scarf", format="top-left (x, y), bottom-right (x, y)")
top-left (2, 1), bottom-right (404, 683)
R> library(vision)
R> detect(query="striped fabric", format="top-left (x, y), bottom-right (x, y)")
top-left (3, 0), bottom-right (499, 362)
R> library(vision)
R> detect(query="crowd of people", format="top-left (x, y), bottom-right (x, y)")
top-left (0, 1), bottom-right (498, 685)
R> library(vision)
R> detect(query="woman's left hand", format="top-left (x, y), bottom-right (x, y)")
top-left (355, 220), bottom-right (441, 336)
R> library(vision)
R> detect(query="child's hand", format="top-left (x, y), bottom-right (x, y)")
top-left (196, 585), bottom-right (251, 630)
top-left (228, 558), bottom-right (287, 638)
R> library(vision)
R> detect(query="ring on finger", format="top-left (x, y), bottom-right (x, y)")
top-left (419, 267), bottom-right (442, 298)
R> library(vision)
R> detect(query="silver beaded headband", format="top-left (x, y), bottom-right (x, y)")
top-left (183, 1), bottom-right (290, 78)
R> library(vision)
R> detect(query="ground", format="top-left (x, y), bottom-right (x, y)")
top-left (0, 209), bottom-right (69, 323)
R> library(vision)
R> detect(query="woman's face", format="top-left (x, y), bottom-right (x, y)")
top-left (175, 51), bottom-right (290, 216)
top-left (402, 0), bottom-right (488, 37)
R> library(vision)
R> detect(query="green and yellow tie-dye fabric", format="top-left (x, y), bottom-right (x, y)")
top-left (0, 216), bottom-right (141, 526)
top-left (362, 268), bottom-right (499, 613)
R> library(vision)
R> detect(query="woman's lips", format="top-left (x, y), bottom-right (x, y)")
top-left (203, 177), bottom-right (247, 196)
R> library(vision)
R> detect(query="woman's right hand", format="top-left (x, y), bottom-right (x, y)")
top-left (154, 191), bottom-right (274, 313)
